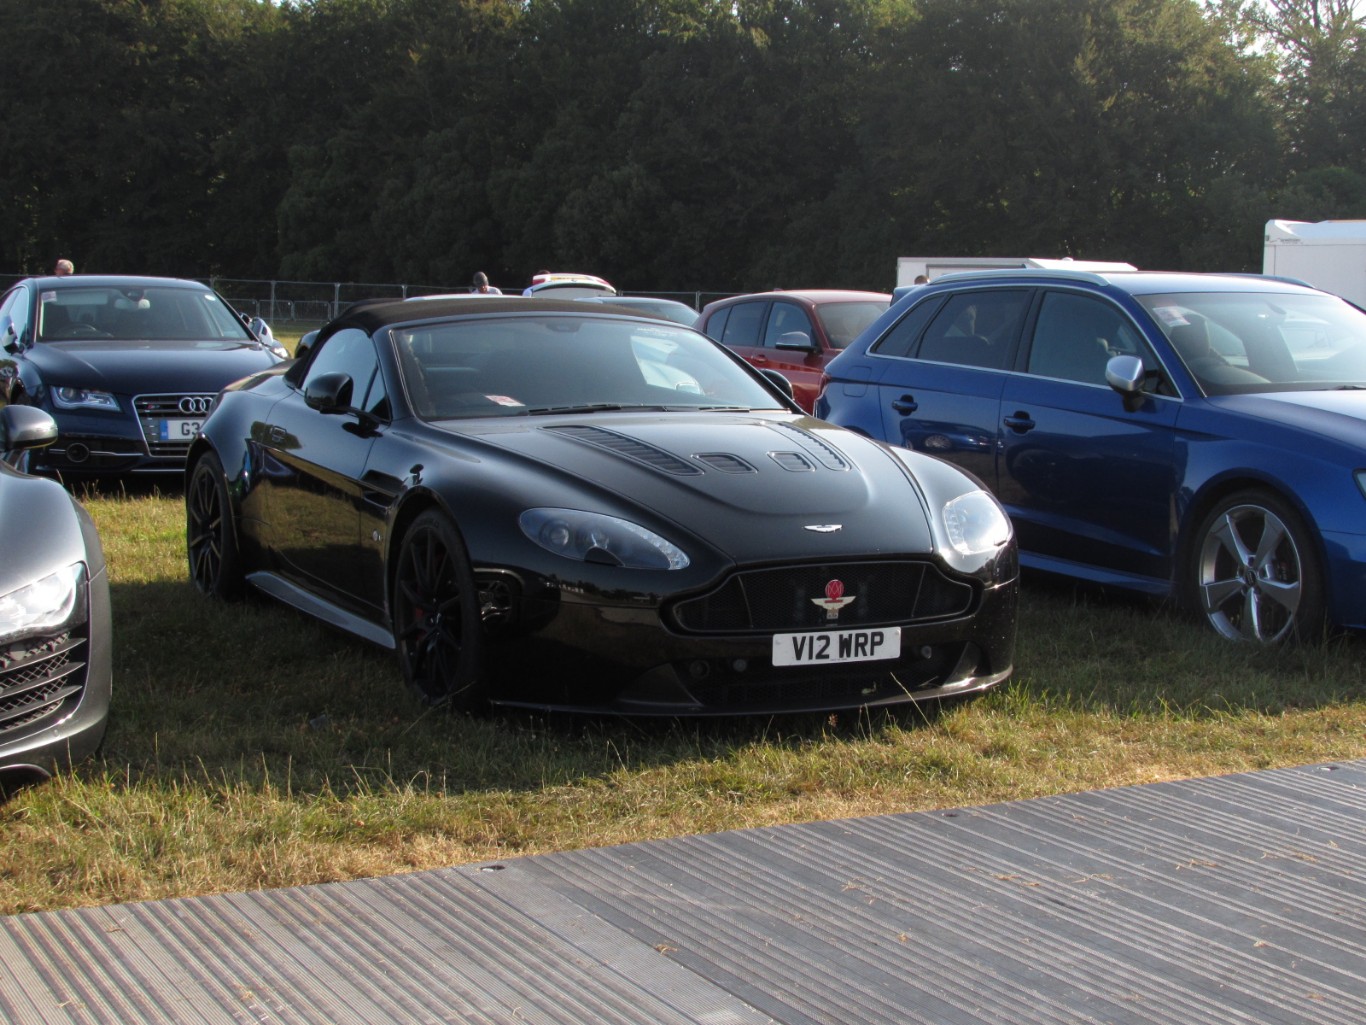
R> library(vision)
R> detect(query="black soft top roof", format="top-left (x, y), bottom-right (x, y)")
top-left (336, 296), bottom-right (663, 333)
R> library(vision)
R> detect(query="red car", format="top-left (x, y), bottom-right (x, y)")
top-left (697, 289), bottom-right (891, 411)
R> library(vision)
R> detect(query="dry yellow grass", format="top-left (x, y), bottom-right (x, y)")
top-left (2, 490), bottom-right (1363, 916)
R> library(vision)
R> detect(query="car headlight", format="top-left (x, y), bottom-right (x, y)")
top-left (51, 386), bottom-right (120, 412)
top-left (942, 490), bottom-right (1012, 557)
top-left (0, 562), bottom-right (86, 646)
top-left (520, 508), bottom-right (690, 570)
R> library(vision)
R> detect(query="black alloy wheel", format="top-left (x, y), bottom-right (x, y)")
top-left (186, 452), bottom-right (244, 599)
top-left (393, 509), bottom-right (485, 710)
top-left (1190, 489), bottom-right (1326, 644)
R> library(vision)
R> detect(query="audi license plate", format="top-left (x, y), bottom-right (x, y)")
top-left (158, 418), bottom-right (204, 440)
top-left (772, 627), bottom-right (900, 667)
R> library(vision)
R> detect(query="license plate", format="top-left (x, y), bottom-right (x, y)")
top-left (158, 418), bottom-right (203, 440)
top-left (772, 627), bottom-right (900, 666)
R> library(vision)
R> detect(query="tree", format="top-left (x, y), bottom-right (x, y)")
top-left (1252, 0), bottom-right (1366, 171)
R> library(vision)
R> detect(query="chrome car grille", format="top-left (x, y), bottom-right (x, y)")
top-left (135, 393), bottom-right (215, 457)
top-left (670, 560), bottom-right (975, 634)
top-left (0, 628), bottom-right (89, 738)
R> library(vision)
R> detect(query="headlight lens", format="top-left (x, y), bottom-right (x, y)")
top-left (51, 386), bottom-right (120, 412)
top-left (520, 508), bottom-right (690, 570)
top-left (942, 490), bottom-right (1012, 556)
top-left (0, 562), bottom-right (86, 646)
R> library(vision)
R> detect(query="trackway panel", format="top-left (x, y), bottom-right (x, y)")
top-left (2, 760), bottom-right (1363, 1024)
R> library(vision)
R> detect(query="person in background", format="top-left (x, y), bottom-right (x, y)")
top-left (521, 270), bottom-right (550, 296)
top-left (470, 271), bottom-right (501, 294)
top-left (53, 259), bottom-right (74, 276)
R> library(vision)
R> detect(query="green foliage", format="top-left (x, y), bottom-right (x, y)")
top-left (3, 0), bottom-right (1364, 284)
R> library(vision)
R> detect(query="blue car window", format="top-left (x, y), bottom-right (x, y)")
top-left (1028, 292), bottom-right (1130, 386)
top-left (3, 286), bottom-right (30, 345)
top-left (917, 291), bottom-right (1028, 370)
top-left (869, 295), bottom-right (944, 358)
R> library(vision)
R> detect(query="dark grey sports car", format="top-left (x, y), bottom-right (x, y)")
top-left (0, 405), bottom-right (112, 791)
top-left (0, 275), bottom-right (287, 478)
top-left (187, 298), bottom-right (1017, 715)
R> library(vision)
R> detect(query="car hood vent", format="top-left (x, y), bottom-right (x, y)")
top-left (695, 453), bottom-right (756, 473)
top-left (766, 422), bottom-right (850, 470)
top-left (770, 451), bottom-right (815, 472)
top-left (543, 425), bottom-right (702, 475)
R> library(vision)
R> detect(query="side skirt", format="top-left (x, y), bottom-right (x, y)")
top-left (246, 571), bottom-right (394, 649)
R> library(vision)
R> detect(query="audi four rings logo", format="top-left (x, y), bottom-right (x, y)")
top-left (178, 396), bottom-right (213, 415)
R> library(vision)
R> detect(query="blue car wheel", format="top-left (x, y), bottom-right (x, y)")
top-left (1191, 489), bottom-right (1326, 644)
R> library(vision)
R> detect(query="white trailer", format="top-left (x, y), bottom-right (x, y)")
top-left (1263, 219), bottom-right (1366, 307)
top-left (895, 256), bottom-right (1136, 287)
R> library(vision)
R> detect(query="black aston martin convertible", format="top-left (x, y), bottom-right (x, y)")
top-left (186, 297), bottom-right (1017, 715)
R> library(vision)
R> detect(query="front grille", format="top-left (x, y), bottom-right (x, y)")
top-left (0, 629), bottom-right (89, 737)
top-left (136, 393), bottom-right (215, 457)
top-left (670, 561), bottom-right (975, 634)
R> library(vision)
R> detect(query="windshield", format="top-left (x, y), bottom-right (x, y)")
top-left (815, 301), bottom-right (890, 349)
top-left (1139, 290), bottom-right (1366, 394)
top-left (37, 286), bottom-right (251, 343)
top-left (392, 314), bottom-right (787, 419)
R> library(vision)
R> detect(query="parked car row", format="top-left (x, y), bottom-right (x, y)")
top-left (13, 262), bottom-right (1366, 788)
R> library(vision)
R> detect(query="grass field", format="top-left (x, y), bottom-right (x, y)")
top-left (2, 485), bottom-right (1364, 917)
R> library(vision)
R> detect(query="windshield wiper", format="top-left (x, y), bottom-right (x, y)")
top-left (525, 403), bottom-right (670, 415)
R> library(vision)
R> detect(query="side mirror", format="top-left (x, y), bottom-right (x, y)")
top-left (1105, 354), bottom-right (1147, 412)
top-left (0, 405), bottom-right (59, 466)
top-left (0, 315), bottom-right (18, 355)
top-left (773, 330), bottom-right (816, 352)
top-left (304, 371), bottom-right (353, 413)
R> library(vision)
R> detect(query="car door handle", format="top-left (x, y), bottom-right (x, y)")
top-left (891, 395), bottom-right (918, 414)
top-left (268, 425), bottom-right (287, 444)
top-left (1004, 411), bottom-right (1036, 433)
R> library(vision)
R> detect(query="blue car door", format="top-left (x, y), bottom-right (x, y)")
top-left (998, 289), bottom-right (1182, 589)
top-left (872, 289), bottom-right (1032, 487)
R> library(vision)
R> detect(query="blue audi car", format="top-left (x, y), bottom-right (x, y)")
top-left (816, 268), bottom-right (1366, 644)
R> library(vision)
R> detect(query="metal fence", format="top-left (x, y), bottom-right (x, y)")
top-left (0, 274), bottom-right (736, 326)
top-left (208, 278), bottom-right (734, 326)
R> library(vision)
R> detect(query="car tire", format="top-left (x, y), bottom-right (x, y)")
top-left (1188, 489), bottom-right (1326, 644)
top-left (393, 509), bottom-right (486, 710)
top-left (186, 451), bottom-right (244, 600)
